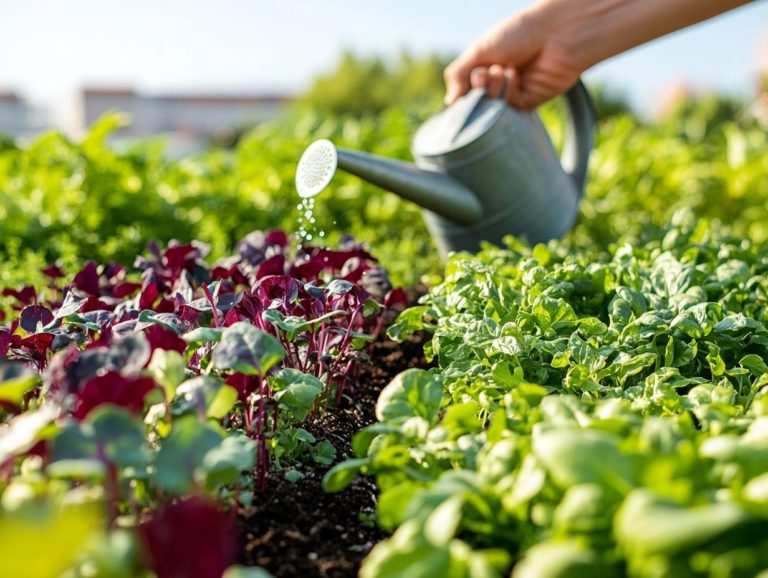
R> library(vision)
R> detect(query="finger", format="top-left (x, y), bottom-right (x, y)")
top-left (444, 46), bottom-right (489, 105)
top-left (470, 67), bottom-right (489, 90)
top-left (516, 68), bottom-right (575, 109)
top-left (485, 64), bottom-right (506, 99)
top-left (502, 68), bottom-right (526, 109)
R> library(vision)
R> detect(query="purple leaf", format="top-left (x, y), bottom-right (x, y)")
top-left (145, 325), bottom-right (187, 354)
top-left (265, 229), bottom-right (288, 247)
top-left (20, 305), bottom-right (54, 333)
top-left (73, 371), bottom-right (156, 420)
top-left (13, 332), bottom-right (55, 357)
top-left (112, 280), bottom-right (142, 298)
top-left (163, 244), bottom-right (199, 272)
top-left (140, 497), bottom-right (238, 578)
top-left (0, 330), bottom-right (10, 357)
top-left (41, 265), bottom-right (66, 280)
top-left (139, 283), bottom-right (160, 310)
top-left (254, 276), bottom-right (301, 309)
top-left (2, 286), bottom-right (37, 306)
top-left (256, 255), bottom-right (286, 279)
top-left (73, 262), bottom-right (101, 296)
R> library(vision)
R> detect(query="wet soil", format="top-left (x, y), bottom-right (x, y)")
top-left (237, 333), bottom-right (432, 578)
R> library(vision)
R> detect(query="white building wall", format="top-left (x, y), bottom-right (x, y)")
top-left (80, 89), bottom-right (291, 139)
top-left (0, 98), bottom-right (28, 136)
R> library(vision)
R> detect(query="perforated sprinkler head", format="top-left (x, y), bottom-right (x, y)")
top-left (295, 139), bottom-right (338, 198)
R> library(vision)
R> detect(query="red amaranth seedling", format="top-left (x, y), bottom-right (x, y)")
top-left (1, 229), bottom-right (405, 490)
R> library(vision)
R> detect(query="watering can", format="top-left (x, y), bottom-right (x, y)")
top-left (295, 80), bottom-right (595, 255)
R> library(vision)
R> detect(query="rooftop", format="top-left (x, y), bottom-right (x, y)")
top-left (82, 87), bottom-right (294, 104)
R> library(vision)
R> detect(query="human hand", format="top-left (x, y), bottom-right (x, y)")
top-left (444, 0), bottom-right (753, 111)
top-left (443, 5), bottom-right (584, 110)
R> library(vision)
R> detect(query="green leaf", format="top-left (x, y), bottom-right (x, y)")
top-left (263, 309), bottom-right (351, 340)
top-left (183, 326), bottom-right (225, 344)
top-left (173, 376), bottom-right (238, 420)
top-left (200, 434), bottom-right (257, 490)
top-left (327, 279), bottom-right (354, 295)
top-left (284, 469), bottom-right (304, 483)
top-left (0, 361), bottom-right (39, 405)
top-left (312, 440), bottom-right (336, 465)
top-left (147, 348), bottom-right (187, 400)
top-left (0, 404), bottom-right (58, 464)
top-left (47, 458), bottom-right (107, 481)
top-left (714, 314), bottom-right (765, 334)
top-left (154, 416), bottom-right (224, 494)
top-left (740, 354), bottom-right (768, 377)
top-left (262, 310), bottom-right (310, 340)
top-left (270, 368), bottom-right (324, 422)
top-left (89, 406), bottom-right (149, 469)
top-left (387, 306), bottom-right (432, 342)
top-left (0, 498), bottom-right (103, 578)
top-left (51, 406), bottom-right (148, 471)
top-left (322, 457), bottom-right (369, 493)
top-left (533, 428), bottom-right (634, 492)
top-left (615, 490), bottom-right (749, 556)
top-left (513, 540), bottom-right (620, 578)
top-left (213, 321), bottom-right (285, 375)
top-left (375, 368), bottom-right (443, 425)
top-left (441, 402), bottom-right (483, 439)
top-left (222, 566), bottom-right (275, 578)
top-left (137, 309), bottom-right (184, 334)
top-left (363, 298), bottom-right (384, 317)
top-left (424, 495), bottom-right (463, 546)
top-left (377, 482), bottom-right (420, 530)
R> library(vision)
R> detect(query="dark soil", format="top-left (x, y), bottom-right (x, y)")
top-left (237, 333), bottom-right (433, 578)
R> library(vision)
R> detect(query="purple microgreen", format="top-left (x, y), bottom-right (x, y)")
top-left (72, 261), bottom-right (101, 297)
top-left (19, 304), bottom-right (55, 334)
top-left (72, 372), bottom-right (157, 420)
top-left (140, 497), bottom-right (238, 578)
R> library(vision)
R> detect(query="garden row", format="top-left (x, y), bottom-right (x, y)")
top-left (327, 215), bottom-right (768, 577)
top-left (1, 99), bottom-right (767, 291)
top-left (0, 231), bottom-right (406, 578)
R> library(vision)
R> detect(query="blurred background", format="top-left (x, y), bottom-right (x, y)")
top-left (1, 0), bottom-right (768, 289)
top-left (1, 0), bottom-right (767, 146)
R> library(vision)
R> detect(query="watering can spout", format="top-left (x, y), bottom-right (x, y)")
top-left (296, 140), bottom-right (483, 225)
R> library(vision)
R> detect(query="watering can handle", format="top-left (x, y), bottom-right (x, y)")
top-left (561, 80), bottom-right (596, 199)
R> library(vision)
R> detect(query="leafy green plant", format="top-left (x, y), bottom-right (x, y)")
top-left (329, 217), bottom-right (768, 578)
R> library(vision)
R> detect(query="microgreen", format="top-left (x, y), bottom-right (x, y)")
top-left (0, 228), bottom-right (401, 576)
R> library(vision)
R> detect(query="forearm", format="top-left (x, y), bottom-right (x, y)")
top-left (527, 0), bottom-right (754, 69)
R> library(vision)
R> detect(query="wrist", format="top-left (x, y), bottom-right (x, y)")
top-left (522, 0), bottom-right (602, 71)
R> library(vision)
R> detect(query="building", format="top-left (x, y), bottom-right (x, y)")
top-left (0, 91), bottom-right (29, 136)
top-left (72, 87), bottom-right (292, 141)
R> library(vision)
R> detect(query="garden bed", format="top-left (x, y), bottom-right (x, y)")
top-left (238, 334), bottom-right (431, 578)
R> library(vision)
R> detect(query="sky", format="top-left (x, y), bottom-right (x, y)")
top-left (1, 0), bottom-right (767, 119)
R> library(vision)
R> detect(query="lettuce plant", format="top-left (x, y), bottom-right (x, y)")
top-left (328, 217), bottom-right (768, 578)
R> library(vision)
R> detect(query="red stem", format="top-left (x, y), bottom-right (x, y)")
top-left (201, 283), bottom-right (221, 328)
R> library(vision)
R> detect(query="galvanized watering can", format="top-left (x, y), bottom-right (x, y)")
top-left (296, 81), bottom-right (595, 255)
